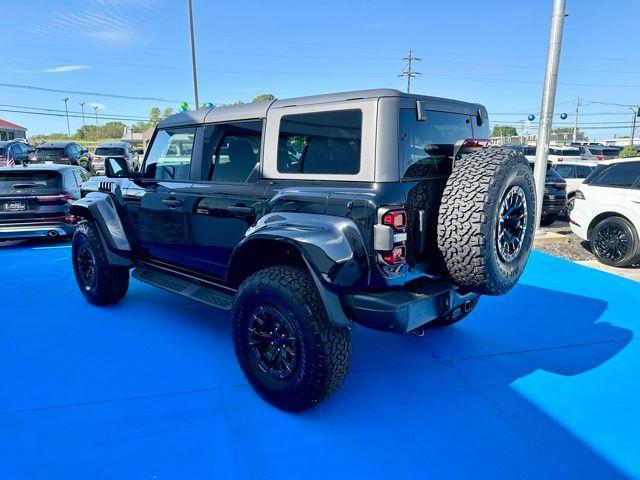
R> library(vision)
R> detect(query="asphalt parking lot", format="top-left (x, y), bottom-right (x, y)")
top-left (0, 240), bottom-right (638, 479)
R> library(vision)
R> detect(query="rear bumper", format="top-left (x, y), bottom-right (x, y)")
top-left (542, 199), bottom-right (566, 215)
top-left (0, 222), bottom-right (75, 240)
top-left (341, 281), bottom-right (479, 333)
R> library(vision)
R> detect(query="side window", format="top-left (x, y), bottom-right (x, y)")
top-left (554, 164), bottom-right (575, 178)
top-left (277, 109), bottom-right (362, 175)
top-left (144, 128), bottom-right (196, 181)
top-left (576, 165), bottom-right (593, 179)
top-left (73, 169), bottom-right (85, 186)
top-left (204, 121), bottom-right (262, 183)
top-left (398, 109), bottom-right (473, 178)
top-left (589, 162), bottom-right (640, 188)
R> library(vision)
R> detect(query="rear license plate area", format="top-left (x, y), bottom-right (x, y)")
top-left (3, 201), bottom-right (27, 212)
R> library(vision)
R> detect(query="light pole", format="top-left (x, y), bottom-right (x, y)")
top-left (62, 98), bottom-right (70, 137)
top-left (533, 0), bottom-right (566, 232)
top-left (572, 97), bottom-right (582, 142)
top-left (188, 0), bottom-right (199, 109)
top-left (629, 107), bottom-right (639, 146)
top-left (93, 105), bottom-right (99, 126)
top-left (79, 102), bottom-right (86, 127)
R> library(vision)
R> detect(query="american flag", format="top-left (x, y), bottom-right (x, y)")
top-left (6, 148), bottom-right (15, 167)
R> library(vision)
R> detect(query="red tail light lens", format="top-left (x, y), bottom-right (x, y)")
top-left (381, 246), bottom-right (406, 265)
top-left (382, 210), bottom-right (407, 230)
top-left (596, 155), bottom-right (605, 161)
top-left (462, 139), bottom-right (492, 148)
top-left (36, 193), bottom-right (73, 202)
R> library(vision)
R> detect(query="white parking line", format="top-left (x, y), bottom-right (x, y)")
top-left (33, 245), bottom-right (72, 250)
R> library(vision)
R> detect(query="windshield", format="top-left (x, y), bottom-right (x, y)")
top-left (0, 171), bottom-right (61, 190)
top-left (35, 148), bottom-right (65, 158)
top-left (95, 147), bottom-right (125, 156)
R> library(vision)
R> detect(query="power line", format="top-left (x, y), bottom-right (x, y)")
top-left (0, 107), bottom-right (148, 123)
top-left (399, 49), bottom-right (421, 93)
top-left (0, 82), bottom-right (181, 103)
top-left (0, 102), bottom-right (148, 121)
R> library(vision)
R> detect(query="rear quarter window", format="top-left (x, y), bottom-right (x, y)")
top-left (398, 109), bottom-right (473, 178)
top-left (586, 162), bottom-right (640, 188)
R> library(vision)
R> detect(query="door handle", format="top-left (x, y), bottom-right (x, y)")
top-left (228, 204), bottom-right (254, 215)
top-left (162, 198), bottom-right (183, 208)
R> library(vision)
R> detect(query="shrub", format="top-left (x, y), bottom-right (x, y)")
top-left (618, 145), bottom-right (639, 158)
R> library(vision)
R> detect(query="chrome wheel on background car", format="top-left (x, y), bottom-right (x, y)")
top-left (496, 185), bottom-right (528, 263)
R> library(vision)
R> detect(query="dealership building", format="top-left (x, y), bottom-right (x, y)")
top-left (0, 119), bottom-right (27, 141)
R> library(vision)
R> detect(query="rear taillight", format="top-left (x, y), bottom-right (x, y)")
top-left (462, 139), bottom-right (492, 148)
top-left (36, 193), bottom-right (73, 202)
top-left (65, 215), bottom-right (79, 224)
top-left (596, 155), bottom-right (605, 161)
top-left (375, 208), bottom-right (407, 266)
top-left (382, 210), bottom-right (407, 230)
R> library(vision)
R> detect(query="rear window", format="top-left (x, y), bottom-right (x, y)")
top-left (603, 148), bottom-right (619, 157)
top-left (95, 147), bottom-right (125, 156)
top-left (0, 147), bottom-right (5, 156)
top-left (277, 109), bottom-right (362, 175)
top-left (0, 171), bottom-right (61, 189)
top-left (35, 148), bottom-right (65, 158)
top-left (550, 147), bottom-right (580, 156)
top-left (398, 109), bottom-right (473, 178)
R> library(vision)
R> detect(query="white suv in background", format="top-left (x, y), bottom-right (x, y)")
top-left (570, 158), bottom-right (640, 267)
top-left (553, 160), bottom-right (598, 213)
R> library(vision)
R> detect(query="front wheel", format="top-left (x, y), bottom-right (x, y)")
top-left (232, 266), bottom-right (350, 411)
top-left (590, 216), bottom-right (640, 267)
top-left (72, 221), bottom-right (130, 305)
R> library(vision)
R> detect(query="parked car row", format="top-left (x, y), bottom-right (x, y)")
top-left (0, 140), bottom-right (142, 174)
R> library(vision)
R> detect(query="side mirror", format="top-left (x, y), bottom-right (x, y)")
top-left (105, 157), bottom-right (130, 178)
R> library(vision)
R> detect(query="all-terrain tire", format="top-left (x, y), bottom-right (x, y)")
top-left (232, 266), bottom-right (350, 411)
top-left (590, 216), bottom-right (640, 267)
top-left (437, 148), bottom-right (536, 295)
top-left (72, 221), bottom-right (130, 305)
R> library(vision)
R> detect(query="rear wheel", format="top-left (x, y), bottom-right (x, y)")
top-left (590, 216), bottom-right (640, 267)
top-left (437, 148), bottom-right (536, 295)
top-left (232, 266), bottom-right (350, 411)
top-left (72, 221), bottom-right (130, 305)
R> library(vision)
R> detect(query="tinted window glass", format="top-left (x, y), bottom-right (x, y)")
top-left (399, 109), bottom-right (472, 178)
top-left (576, 165), bottom-right (594, 178)
top-left (0, 147), bottom-right (5, 156)
top-left (204, 121), bottom-right (262, 183)
top-left (277, 109), bottom-right (361, 175)
top-left (144, 128), bottom-right (195, 181)
top-left (35, 148), bottom-right (65, 158)
top-left (554, 164), bottom-right (575, 178)
top-left (549, 147), bottom-right (580, 156)
top-left (588, 162), bottom-right (640, 188)
top-left (0, 171), bottom-right (61, 190)
top-left (95, 147), bottom-right (126, 156)
top-left (603, 148), bottom-right (619, 156)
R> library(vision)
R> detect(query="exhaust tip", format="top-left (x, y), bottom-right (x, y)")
top-left (47, 230), bottom-right (59, 238)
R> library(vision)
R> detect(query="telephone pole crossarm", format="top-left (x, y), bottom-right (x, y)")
top-left (399, 49), bottom-right (421, 94)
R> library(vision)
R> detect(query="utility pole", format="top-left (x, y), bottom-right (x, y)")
top-left (188, 0), bottom-right (199, 109)
top-left (93, 105), bottom-right (99, 126)
top-left (79, 102), bottom-right (86, 127)
top-left (629, 106), bottom-right (639, 146)
top-left (62, 98), bottom-right (70, 137)
top-left (399, 49), bottom-right (421, 94)
top-left (533, 0), bottom-right (566, 232)
top-left (572, 97), bottom-right (582, 142)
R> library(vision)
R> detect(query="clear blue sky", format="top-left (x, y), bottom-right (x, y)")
top-left (5, 0), bottom-right (640, 140)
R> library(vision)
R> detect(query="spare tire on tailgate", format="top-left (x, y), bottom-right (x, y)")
top-left (437, 147), bottom-right (536, 295)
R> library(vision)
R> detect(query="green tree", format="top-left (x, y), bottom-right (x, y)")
top-left (491, 125), bottom-right (517, 137)
top-left (252, 93), bottom-right (276, 103)
top-left (618, 145), bottom-right (639, 158)
top-left (161, 107), bottom-right (174, 119)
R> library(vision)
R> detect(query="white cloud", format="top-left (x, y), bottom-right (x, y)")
top-left (44, 65), bottom-right (90, 73)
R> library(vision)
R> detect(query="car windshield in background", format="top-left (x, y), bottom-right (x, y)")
top-left (35, 148), bottom-right (65, 158)
top-left (95, 147), bottom-right (125, 156)
top-left (0, 171), bottom-right (61, 190)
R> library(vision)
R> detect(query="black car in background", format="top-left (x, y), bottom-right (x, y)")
top-left (31, 141), bottom-right (90, 169)
top-left (90, 141), bottom-right (140, 175)
top-left (0, 164), bottom-right (90, 240)
top-left (528, 161), bottom-right (567, 225)
top-left (0, 140), bottom-right (33, 167)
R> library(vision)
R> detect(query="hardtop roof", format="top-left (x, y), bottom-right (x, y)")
top-left (158, 88), bottom-right (487, 128)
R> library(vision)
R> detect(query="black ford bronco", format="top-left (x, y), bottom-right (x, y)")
top-left (71, 89), bottom-right (536, 411)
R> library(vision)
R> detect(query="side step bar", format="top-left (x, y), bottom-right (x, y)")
top-left (132, 265), bottom-right (234, 310)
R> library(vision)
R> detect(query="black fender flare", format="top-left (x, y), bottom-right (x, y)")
top-left (70, 192), bottom-right (133, 267)
top-left (227, 212), bottom-right (371, 328)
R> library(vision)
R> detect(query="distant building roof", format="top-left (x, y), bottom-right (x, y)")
top-left (0, 119), bottom-right (27, 131)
